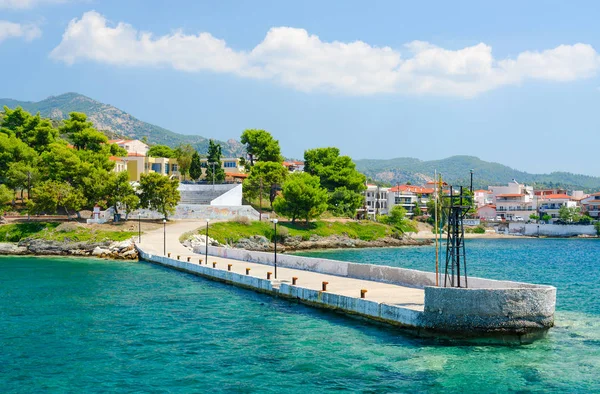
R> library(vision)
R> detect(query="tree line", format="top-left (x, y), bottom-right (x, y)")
top-left (239, 129), bottom-right (367, 224)
top-left (0, 107), bottom-right (179, 219)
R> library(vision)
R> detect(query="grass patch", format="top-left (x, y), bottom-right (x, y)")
top-left (0, 222), bottom-right (136, 243)
top-left (0, 222), bottom-right (60, 242)
top-left (196, 220), bottom-right (392, 244)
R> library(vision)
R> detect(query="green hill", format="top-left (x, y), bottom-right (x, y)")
top-left (355, 155), bottom-right (600, 191)
top-left (0, 93), bottom-right (245, 157)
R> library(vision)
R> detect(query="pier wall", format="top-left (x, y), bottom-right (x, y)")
top-left (201, 245), bottom-right (545, 290)
top-left (422, 286), bottom-right (556, 334)
top-left (141, 246), bottom-right (556, 338)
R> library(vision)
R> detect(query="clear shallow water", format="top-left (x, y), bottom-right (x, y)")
top-left (0, 239), bottom-right (598, 393)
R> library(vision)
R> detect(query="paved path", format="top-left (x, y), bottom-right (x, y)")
top-left (138, 220), bottom-right (425, 311)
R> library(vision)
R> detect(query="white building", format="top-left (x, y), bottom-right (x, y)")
top-left (474, 189), bottom-right (493, 208)
top-left (537, 194), bottom-right (577, 223)
top-left (364, 185), bottom-right (389, 218)
top-left (387, 185), bottom-right (434, 217)
top-left (581, 193), bottom-right (600, 219)
top-left (109, 139), bottom-right (149, 156)
top-left (489, 181), bottom-right (536, 220)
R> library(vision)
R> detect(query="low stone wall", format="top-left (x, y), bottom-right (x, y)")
top-left (201, 245), bottom-right (545, 290)
top-left (278, 283), bottom-right (422, 328)
top-left (509, 223), bottom-right (596, 237)
top-left (136, 205), bottom-right (260, 220)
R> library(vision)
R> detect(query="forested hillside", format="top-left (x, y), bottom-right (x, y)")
top-left (0, 93), bottom-right (244, 157)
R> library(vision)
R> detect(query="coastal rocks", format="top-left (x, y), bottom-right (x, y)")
top-left (226, 234), bottom-right (431, 252)
top-left (8, 238), bottom-right (139, 259)
top-left (0, 242), bottom-right (28, 255)
top-left (182, 234), bottom-right (222, 251)
top-left (234, 235), bottom-right (273, 251)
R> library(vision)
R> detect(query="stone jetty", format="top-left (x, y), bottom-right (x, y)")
top-left (136, 222), bottom-right (556, 343)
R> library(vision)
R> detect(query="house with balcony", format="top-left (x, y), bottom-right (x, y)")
top-left (489, 181), bottom-right (536, 220)
top-left (364, 185), bottom-right (389, 218)
top-left (537, 194), bottom-right (576, 222)
top-left (581, 193), bottom-right (600, 219)
top-left (386, 184), bottom-right (434, 217)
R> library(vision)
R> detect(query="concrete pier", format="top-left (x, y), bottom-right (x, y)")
top-left (135, 224), bottom-right (556, 341)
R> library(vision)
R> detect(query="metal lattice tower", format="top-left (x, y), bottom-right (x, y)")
top-left (443, 172), bottom-right (474, 288)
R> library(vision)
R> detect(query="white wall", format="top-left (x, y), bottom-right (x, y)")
top-left (211, 184), bottom-right (242, 206)
top-left (508, 223), bottom-right (596, 237)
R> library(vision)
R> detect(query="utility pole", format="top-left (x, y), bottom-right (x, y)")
top-left (259, 177), bottom-right (263, 221)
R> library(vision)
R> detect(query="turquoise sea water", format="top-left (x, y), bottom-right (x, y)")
top-left (1, 239), bottom-right (599, 393)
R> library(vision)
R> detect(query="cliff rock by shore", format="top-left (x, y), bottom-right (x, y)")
top-left (0, 239), bottom-right (138, 259)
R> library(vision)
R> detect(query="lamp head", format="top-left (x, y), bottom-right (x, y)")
top-left (273, 219), bottom-right (278, 224)
top-left (163, 219), bottom-right (166, 223)
top-left (207, 218), bottom-right (210, 223)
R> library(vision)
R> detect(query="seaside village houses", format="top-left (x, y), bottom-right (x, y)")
top-left (107, 140), bottom-right (598, 224)
top-left (108, 139), bottom-right (247, 183)
top-left (475, 180), bottom-right (590, 223)
top-left (364, 184), bottom-right (434, 219)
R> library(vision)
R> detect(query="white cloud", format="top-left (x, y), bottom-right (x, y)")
top-left (0, 20), bottom-right (41, 42)
top-left (50, 11), bottom-right (600, 97)
top-left (0, 0), bottom-right (70, 9)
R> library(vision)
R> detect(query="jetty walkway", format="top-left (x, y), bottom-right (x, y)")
top-left (136, 220), bottom-right (556, 340)
top-left (137, 221), bottom-right (425, 310)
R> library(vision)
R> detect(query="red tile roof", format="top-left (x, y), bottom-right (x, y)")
top-left (225, 172), bottom-right (248, 178)
top-left (108, 156), bottom-right (123, 162)
top-left (127, 152), bottom-right (146, 157)
top-left (540, 194), bottom-right (571, 200)
top-left (389, 185), bottom-right (434, 194)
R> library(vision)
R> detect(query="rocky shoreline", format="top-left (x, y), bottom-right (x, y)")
top-left (183, 233), bottom-right (432, 253)
top-left (0, 239), bottom-right (138, 259)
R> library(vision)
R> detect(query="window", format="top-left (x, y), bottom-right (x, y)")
top-left (172, 164), bottom-right (178, 172)
top-left (224, 161), bottom-right (237, 168)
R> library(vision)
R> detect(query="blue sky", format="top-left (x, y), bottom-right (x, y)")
top-left (1, 0), bottom-right (600, 176)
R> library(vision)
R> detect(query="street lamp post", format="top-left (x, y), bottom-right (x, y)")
top-left (273, 219), bottom-right (278, 279)
top-left (163, 219), bottom-right (166, 255)
top-left (138, 213), bottom-right (141, 243)
top-left (205, 219), bottom-right (210, 263)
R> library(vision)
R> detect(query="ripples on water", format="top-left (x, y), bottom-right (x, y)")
top-left (1, 238), bottom-right (599, 392)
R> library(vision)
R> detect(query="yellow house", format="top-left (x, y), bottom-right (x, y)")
top-left (114, 155), bottom-right (245, 182)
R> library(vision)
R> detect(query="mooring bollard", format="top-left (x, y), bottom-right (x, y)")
top-left (187, 257), bottom-right (191, 262)
top-left (212, 262), bottom-right (217, 268)
top-left (267, 272), bottom-right (272, 279)
top-left (322, 281), bottom-right (329, 291)
top-left (177, 255), bottom-right (180, 260)
top-left (292, 277), bottom-right (298, 285)
top-left (227, 264), bottom-right (232, 271)
top-left (199, 259), bottom-right (203, 264)
top-left (361, 289), bottom-right (367, 299)
top-left (246, 268), bottom-right (251, 275)
top-left (167, 252), bottom-right (171, 258)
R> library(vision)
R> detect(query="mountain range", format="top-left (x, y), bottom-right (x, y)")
top-left (1, 93), bottom-right (599, 191)
top-left (355, 156), bottom-right (600, 191)
top-left (0, 93), bottom-right (245, 157)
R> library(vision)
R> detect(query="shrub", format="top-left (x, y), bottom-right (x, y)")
top-left (55, 222), bottom-right (79, 232)
top-left (266, 225), bottom-right (289, 242)
top-left (232, 216), bottom-right (251, 226)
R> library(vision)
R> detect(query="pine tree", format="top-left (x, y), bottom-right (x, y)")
top-left (205, 140), bottom-right (225, 183)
